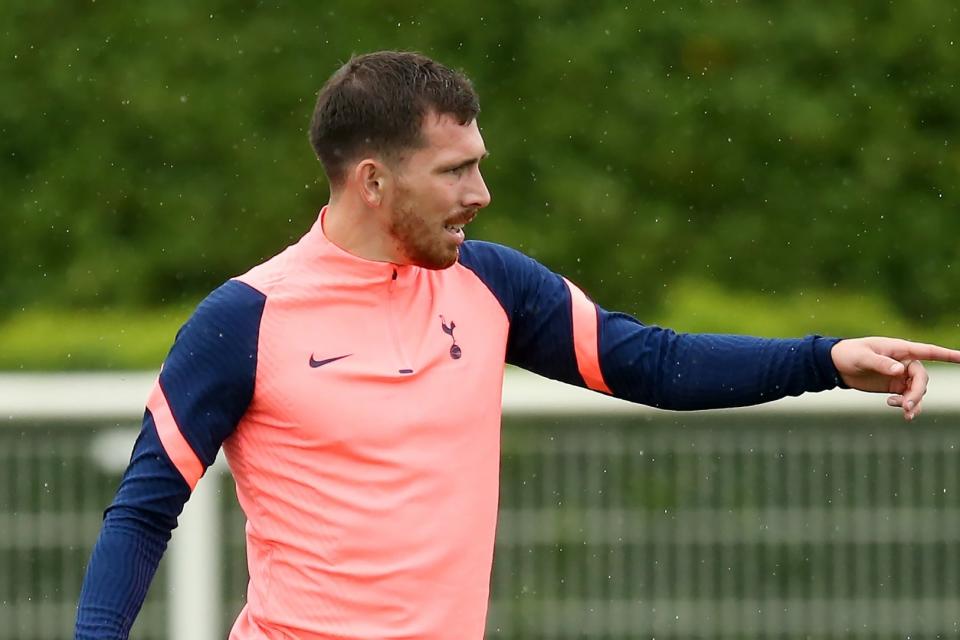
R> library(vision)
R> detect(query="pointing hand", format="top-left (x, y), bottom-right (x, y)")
top-left (831, 337), bottom-right (960, 422)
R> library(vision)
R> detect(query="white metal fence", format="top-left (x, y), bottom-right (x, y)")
top-left (2, 369), bottom-right (960, 639)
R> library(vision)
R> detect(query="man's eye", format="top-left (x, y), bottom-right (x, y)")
top-left (449, 166), bottom-right (466, 175)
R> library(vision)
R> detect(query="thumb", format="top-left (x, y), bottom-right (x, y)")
top-left (861, 352), bottom-right (904, 375)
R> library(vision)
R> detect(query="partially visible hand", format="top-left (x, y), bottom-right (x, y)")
top-left (831, 337), bottom-right (960, 421)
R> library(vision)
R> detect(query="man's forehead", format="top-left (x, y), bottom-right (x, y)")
top-left (420, 112), bottom-right (486, 155)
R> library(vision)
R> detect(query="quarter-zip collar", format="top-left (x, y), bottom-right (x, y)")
top-left (297, 206), bottom-right (422, 286)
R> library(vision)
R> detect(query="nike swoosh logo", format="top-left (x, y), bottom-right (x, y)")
top-left (309, 354), bottom-right (352, 368)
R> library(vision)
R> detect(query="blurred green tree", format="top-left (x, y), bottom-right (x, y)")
top-left (2, 0), bottom-right (957, 340)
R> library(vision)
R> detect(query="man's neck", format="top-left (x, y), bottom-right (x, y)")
top-left (322, 197), bottom-right (398, 264)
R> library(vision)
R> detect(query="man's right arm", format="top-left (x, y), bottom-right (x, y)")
top-left (75, 279), bottom-right (266, 639)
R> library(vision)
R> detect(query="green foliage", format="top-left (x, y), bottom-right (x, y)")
top-left (658, 278), bottom-right (960, 345)
top-left (3, 285), bottom-right (955, 370)
top-left (2, 0), bottom-right (959, 368)
top-left (0, 306), bottom-right (191, 370)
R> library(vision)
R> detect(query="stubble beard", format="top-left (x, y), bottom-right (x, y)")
top-left (388, 198), bottom-right (459, 271)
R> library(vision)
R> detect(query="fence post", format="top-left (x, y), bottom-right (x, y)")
top-left (89, 425), bottom-right (225, 640)
top-left (168, 469), bottom-right (222, 640)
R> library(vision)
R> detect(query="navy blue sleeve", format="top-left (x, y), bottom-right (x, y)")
top-left (459, 241), bottom-right (844, 410)
top-left (75, 279), bottom-right (265, 639)
top-left (595, 313), bottom-right (844, 409)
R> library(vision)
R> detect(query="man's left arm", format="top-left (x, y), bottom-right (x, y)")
top-left (595, 313), bottom-right (960, 420)
top-left (593, 311), bottom-right (843, 410)
top-left (459, 242), bottom-right (960, 419)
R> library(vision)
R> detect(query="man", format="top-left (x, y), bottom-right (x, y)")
top-left (75, 51), bottom-right (960, 639)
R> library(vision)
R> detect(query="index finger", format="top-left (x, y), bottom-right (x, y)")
top-left (896, 342), bottom-right (960, 364)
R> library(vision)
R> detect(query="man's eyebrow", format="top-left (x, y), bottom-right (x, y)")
top-left (442, 151), bottom-right (490, 172)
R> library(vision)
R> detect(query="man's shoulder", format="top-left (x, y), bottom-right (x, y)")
top-left (458, 240), bottom-right (532, 273)
top-left (183, 279), bottom-right (267, 339)
top-left (459, 240), bottom-right (557, 284)
top-left (457, 240), bottom-right (553, 313)
top-left (234, 244), bottom-right (298, 295)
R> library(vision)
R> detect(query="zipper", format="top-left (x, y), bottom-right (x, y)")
top-left (386, 268), bottom-right (414, 375)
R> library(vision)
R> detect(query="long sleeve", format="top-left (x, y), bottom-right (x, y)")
top-left (75, 279), bottom-right (265, 639)
top-left (458, 241), bottom-right (844, 410)
top-left (593, 313), bottom-right (842, 409)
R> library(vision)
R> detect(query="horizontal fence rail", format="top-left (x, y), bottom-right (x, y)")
top-left (2, 369), bottom-right (960, 639)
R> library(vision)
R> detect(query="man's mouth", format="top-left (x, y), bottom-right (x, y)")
top-left (443, 212), bottom-right (476, 243)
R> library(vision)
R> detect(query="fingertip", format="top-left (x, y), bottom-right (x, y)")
top-left (890, 362), bottom-right (905, 374)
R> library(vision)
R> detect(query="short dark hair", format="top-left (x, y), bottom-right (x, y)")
top-left (309, 51), bottom-right (480, 186)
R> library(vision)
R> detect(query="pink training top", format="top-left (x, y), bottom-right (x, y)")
top-left (226, 212), bottom-right (516, 638)
top-left (76, 207), bottom-right (843, 639)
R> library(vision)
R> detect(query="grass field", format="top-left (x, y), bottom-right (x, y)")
top-left (2, 282), bottom-right (956, 371)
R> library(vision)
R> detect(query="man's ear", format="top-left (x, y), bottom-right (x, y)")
top-left (354, 159), bottom-right (387, 207)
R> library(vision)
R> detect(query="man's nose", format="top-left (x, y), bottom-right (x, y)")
top-left (466, 169), bottom-right (491, 209)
